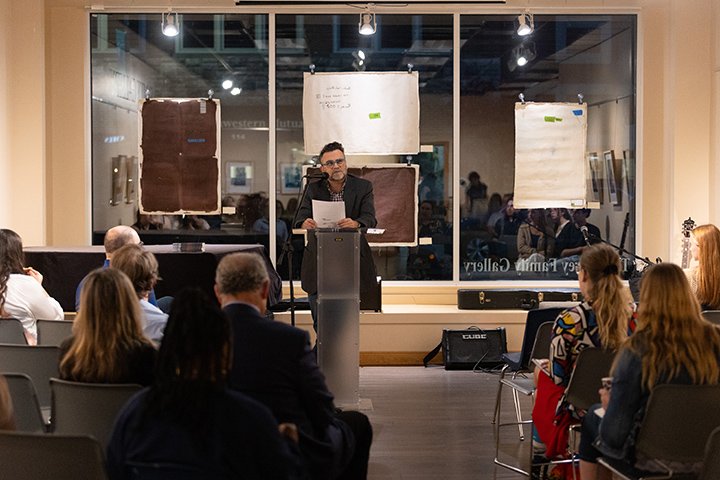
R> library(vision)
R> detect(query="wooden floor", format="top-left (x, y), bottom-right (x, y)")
top-left (360, 366), bottom-right (534, 479)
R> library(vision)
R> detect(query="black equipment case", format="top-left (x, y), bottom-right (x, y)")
top-left (457, 289), bottom-right (583, 310)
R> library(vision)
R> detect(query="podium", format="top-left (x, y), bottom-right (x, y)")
top-left (316, 229), bottom-right (360, 409)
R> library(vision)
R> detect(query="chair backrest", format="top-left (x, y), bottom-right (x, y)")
top-left (563, 348), bottom-right (616, 411)
top-left (529, 321), bottom-right (554, 362)
top-left (518, 307), bottom-right (565, 368)
top-left (0, 344), bottom-right (59, 408)
top-left (702, 310), bottom-right (720, 326)
top-left (636, 384), bottom-right (720, 464)
top-left (0, 431), bottom-right (107, 480)
top-left (0, 318), bottom-right (28, 345)
top-left (700, 426), bottom-right (720, 480)
top-left (125, 461), bottom-right (222, 480)
top-left (3, 373), bottom-right (46, 433)
top-left (36, 319), bottom-right (73, 346)
top-left (50, 377), bottom-right (142, 449)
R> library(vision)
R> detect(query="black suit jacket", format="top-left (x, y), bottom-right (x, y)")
top-left (224, 303), bottom-right (353, 479)
top-left (295, 174), bottom-right (378, 296)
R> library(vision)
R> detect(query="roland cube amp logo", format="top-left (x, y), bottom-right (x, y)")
top-left (461, 333), bottom-right (488, 340)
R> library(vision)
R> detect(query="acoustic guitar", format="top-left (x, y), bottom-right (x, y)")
top-left (681, 217), bottom-right (696, 269)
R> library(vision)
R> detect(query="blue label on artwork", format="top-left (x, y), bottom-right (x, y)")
top-left (572, 109), bottom-right (583, 116)
top-left (187, 138), bottom-right (206, 143)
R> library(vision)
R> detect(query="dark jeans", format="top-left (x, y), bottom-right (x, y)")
top-left (336, 411), bottom-right (373, 480)
top-left (579, 403), bottom-right (603, 462)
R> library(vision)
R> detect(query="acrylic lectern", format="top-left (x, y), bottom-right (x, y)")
top-left (315, 229), bottom-right (360, 408)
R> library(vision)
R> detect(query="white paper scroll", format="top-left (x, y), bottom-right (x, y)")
top-left (513, 102), bottom-right (588, 209)
top-left (303, 72), bottom-right (420, 155)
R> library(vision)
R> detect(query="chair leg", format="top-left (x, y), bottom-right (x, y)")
top-left (492, 365), bottom-right (510, 426)
top-left (512, 387), bottom-right (525, 440)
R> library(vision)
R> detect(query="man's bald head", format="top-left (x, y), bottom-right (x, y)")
top-left (104, 226), bottom-right (141, 259)
top-left (214, 253), bottom-right (270, 310)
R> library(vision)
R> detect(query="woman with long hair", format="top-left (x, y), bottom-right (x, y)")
top-left (533, 244), bottom-right (635, 460)
top-left (579, 262), bottom-right (720, 479)
top-left (59, 268), bottom-right (156, 385)
top-left (0, 229), bottom-right (63, 344)
top-left (686, 223), bottom-right (720, 310)
top-left (107, 288), bottom-right (300, 479)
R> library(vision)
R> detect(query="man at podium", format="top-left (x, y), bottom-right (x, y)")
top-left (295, 141), bottom-right (377, 333)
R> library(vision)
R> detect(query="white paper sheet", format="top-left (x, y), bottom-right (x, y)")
top-left (312, 200), bottom-right (345, 228)
top-left (514, 102), bottom-right (588, 208)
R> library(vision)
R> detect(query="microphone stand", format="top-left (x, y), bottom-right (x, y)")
top-left (585, 231), bottom-right (654, 268)
top-left (278, 174), bottom-right (324, 327)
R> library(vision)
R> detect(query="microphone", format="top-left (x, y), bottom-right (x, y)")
top-left (580, 225), bottom-right (591, 247)
top-left (304, 172), bottom-right (329, 180)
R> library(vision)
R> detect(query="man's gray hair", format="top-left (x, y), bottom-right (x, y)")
top-left (215, 253), bottom-right (268, 294)
top-left (104, 226), bottom-right (140, 254)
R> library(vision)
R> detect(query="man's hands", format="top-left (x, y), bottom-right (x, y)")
top-left (301, 218), bottom-right (359, 229)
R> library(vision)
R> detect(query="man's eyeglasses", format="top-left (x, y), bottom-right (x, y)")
top-left (321, 158), bottom-right (345, 168)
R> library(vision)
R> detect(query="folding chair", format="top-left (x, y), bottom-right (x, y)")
top-left (0, 318), bottom-right (28, 344)
top-left (701, 310), bottom-right (720, 326)
top-left (36, 319), bottom-right (73, 346)
top-left (700, 426), bottom-right (720, 480)
top-left (492, 307), bottom-right (565, 440)
top-left (3, 373), bottom-right (47, 432)
top-left (599, 384), bottom-right (720, 480)
top-left (0, 344), bottom-right (60, 409)
top-left (493, 320), bottom-right (554, 475)
top-left (50, 377), bottom-right (142, 449)
top-left (0, 431), bottom-right (108, 480)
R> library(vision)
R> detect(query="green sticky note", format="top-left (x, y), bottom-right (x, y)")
top-left (369, 112), bottom-right (381, 119)
top-left (544, 116), bottom-right (563, 122)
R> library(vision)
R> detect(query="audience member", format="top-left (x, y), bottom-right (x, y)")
top-left (555, 209), bottom-right (601, 258)
top-left (685, 223), bottom-right (720, 310)
top-left (533, 244), bottom-right (635, 458)
top-left (485, 193), bottom-right (504, 230)
top-left (0, 375), bottom-right (15, 430)
top-left (516, 209), bottom-right (555, 271)
top-left (464, 171), bottom-right (488, 218)
top-left (579, 263), bottom-right (720, 479)
top-left (493, 196), bottom-right (520, 237)
top-left (0, 229), bottom-right (63, 344)
top-left (60, 268), bottom-right (156, 385)
top-left (215, 253), bottom-right (373, 480)
top-left (75, 225), bottom-right (169, 313)
top-left (107, 288), bottom-right (300, 480)
top-left (252, 194), bottom-right (289, 242)
top-left (110, 244), bottom-right (168, 343)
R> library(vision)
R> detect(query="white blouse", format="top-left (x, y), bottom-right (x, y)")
top-left (3, 273), bottom-right (64, 344)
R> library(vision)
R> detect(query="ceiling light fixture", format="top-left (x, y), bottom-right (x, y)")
top-left (162, 11), bottom-right (180, 37)
top-left (514, 42), bottom-right (536, 67)
top-left (222, 79), bottom-right (233, 90)
top-left (516, 13), bottom-right (534, 37)
top-left (230, 87), bottom-right (242, 96)
top-left (359, 6), bottom-right (377, 36)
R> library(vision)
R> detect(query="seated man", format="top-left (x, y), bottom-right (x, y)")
top-left (554, 209), bottom-right (601, 258)
top-left (110, 244), bottom-right (168, 343)
top-left (74, 225), bottom-right (164, 311)
top-left (215, 253), bottom-right (372, 480)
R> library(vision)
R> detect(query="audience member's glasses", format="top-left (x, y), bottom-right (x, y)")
top-left (322, 158), bottom-right (345, 168)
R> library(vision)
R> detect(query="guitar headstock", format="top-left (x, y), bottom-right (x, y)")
top-left (682, 217), bottom-right (696, 238)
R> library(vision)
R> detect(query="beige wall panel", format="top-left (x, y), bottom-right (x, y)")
top-left (0, 0), bottom-right (10, 225)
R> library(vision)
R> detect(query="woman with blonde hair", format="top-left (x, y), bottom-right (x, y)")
top-left (579, 262), bottom-right (720, 479)
top-left (0, 229), bottom-right (63, 344)
top-left (533, 243), bottom-right (635, 459)
top-left (686, 223), bottom-right (720, 310)
top-left (59, 268), bottom-right (156, 385)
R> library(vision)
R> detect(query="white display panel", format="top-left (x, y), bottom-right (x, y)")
top-left (303, 72), bottom-right (420, 155)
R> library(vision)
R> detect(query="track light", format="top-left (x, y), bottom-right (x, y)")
top-left (222, 80), bottom-right (233, 90)
top-left (230, 87), bottom-right (242, 96)
top-left (162, 11), bottom-right (180, 37)
top-left (359, 8), bottom-right (376, 36)
top-left (512, 43), bottom-right (536, 68)
top-left (516, 13), bottom-right (534, 37)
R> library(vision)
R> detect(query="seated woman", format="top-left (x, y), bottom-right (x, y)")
top-left (0, 229), bottom-right (63, 345)
top-left (533, 243), bottom-right (635, 457)
top-left (59, 268), bottom-right (156, 386)
top-left (685, 223), bottom-right (720, 310)
top-left (516, 209), bottom-right (555, 272)
top-left (106, 289), bottom-right (301, 480)
top-left (579, 263), bottom-right (720, 479)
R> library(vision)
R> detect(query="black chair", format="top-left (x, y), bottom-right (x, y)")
top-left (700, 426), bottom-right (720, 480)
top-left (36, 319), bottom-right (73, 346)
top-left (3, 373), bottom-right (47, 432)
top-left (0, 318), bottom-right (28, 345)
top-left (492, 307), bottom-right (565, 440)
top-left (125, 461), bottom-right (222, 480)
top-left (701, 310), bottom-right (720, 326)
top-left (0, 344), bottom-right (60, 409)
top-left (599, 384), bottom-right (720, 480)
top-left (0, 431), bottom-right (108, 480)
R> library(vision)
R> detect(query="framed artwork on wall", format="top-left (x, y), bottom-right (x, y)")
top-left (280, 163), bottom-right (302, 194)
top-left (226, 162), bottom-right (253, 194)
top-left (587, 152), bottom-right (603, 205)
top-left (604, 150), bottom-right (621, 206)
